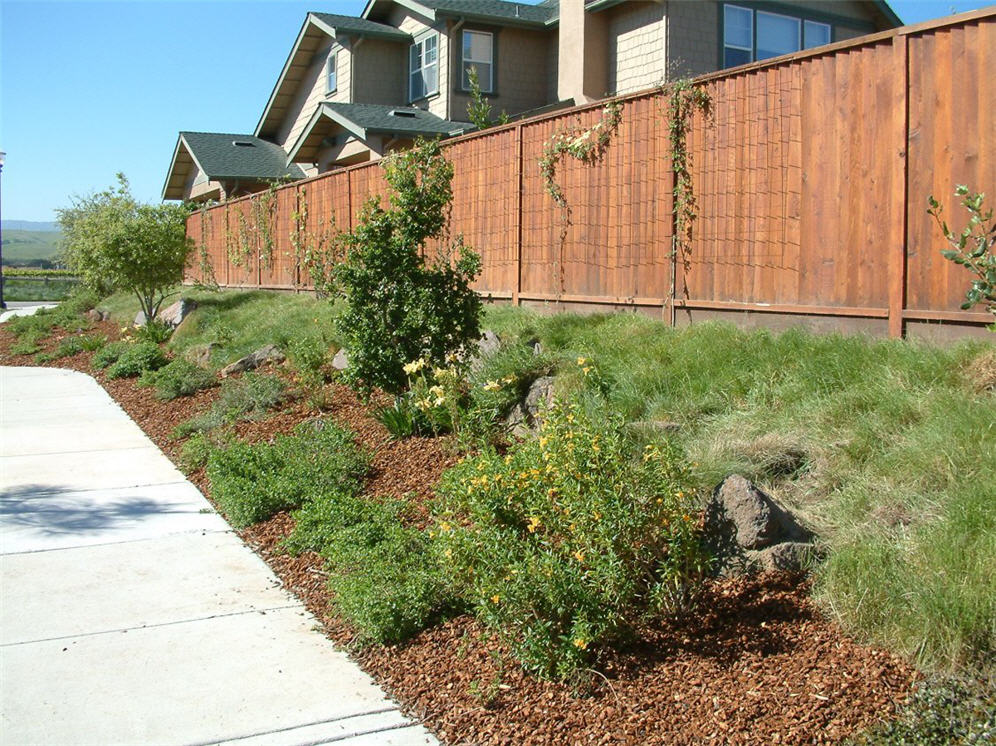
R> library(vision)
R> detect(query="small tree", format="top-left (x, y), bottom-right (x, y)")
top-left (929, 186), bottom-right (996, 328)
top-left (58, 174), bottom-right (193, 321)
top-left (336, 139), bottom-right (482, 394)
top-left (465, 66), bottom-right (509, 131)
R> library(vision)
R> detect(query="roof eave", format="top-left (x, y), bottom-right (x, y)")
top-left (362, 0), bottom-right (437, 23)
top-left (162, 135), bottom-right (188, 201)
top-left (872, 0), bottom-right (902, 27)
top-left (254, 15), bottom-right (320, 138)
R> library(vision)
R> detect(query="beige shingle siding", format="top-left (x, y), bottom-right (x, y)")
top-left (276, 38), bottom-right (339, 150)
top-left (608, 1), bottom-right (665, 95)
top-left (450, 27), bottom-right (550, 121)
top-left (353, 39), bottom-right (407, 104)
top-left (389, 7), bottom-right (449, 118)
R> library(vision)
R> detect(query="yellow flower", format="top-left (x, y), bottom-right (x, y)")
top-left (502, 375), bottom-right (516, 384)
top-left (504, 455), bottom-right (513, 465)
top-left (576, 356), bottom-right (587, 366)
top-left (491, 594), bottom-right (501, 604)
top-left (574, 550), bottom-right (585, 562)
top-left (445, 352), bottom-right (459, 364)
top-left (574, 638), bottom-right (588, 650)
top-left (527, 516), bottom-right (541, 533)
top-left (440, 521), bottom-right (451, 532)
top-left (592, 444), bottom-right (600, 453)
top-left (444, 548), bottom-right (453, 558)
top-left (434, 396), bottom-right (446, 407)
top-left (483, 380), bottom-right (501, 391)
top-left (593, 511), bottom-right (602, 521)
top-left (539, 435), bottom-right (550, 449)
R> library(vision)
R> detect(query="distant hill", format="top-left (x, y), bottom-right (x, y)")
top-left (2, 220), bottom-right (60, 232)
top-left (2, 227), bottom-right (64, 267)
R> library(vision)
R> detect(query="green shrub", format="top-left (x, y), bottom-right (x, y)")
top-left (178, 432), bottom-right (217, 472)
top-left (137, 358), bottom-right (215, 400)
top-left (206, 420), bottom-right (369, 528)
top-left (336, 139), bottom-right (482, 394)
top-left (287, 335), bottom-right (332, 389)
top-left (373, 358), bottom-right (468, 439)
top-left (174, 372), bottom-right (287, 437)
top-left (34, 332), bottom-right (106, 363)
top-left (134, 320), bottom-right (173, 344)
top-left (106, 341), bottom-right (168, 379)
top-left (92, 340), bottom-right (131, 369)
top-left (324, 518), bottom-right (452, 644)
top-left (850, 674), bottom-right (995, 745)
top-left (433, 396), bottom-right (708, 681)
top-left (10, 330), bottom-right (45, 355)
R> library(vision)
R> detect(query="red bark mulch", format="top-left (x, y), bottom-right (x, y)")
top-left (0, 323), bottom-right (915, 745)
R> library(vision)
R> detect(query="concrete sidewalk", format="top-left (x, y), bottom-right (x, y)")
top-left (0, 366), bottom-right (437, 746)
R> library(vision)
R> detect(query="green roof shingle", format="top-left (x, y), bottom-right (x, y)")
top-left (309, 12), bottom-right (412, 40)
top-left (321, 103), bottom-right (471, 138)
top-left (179, 133), bottom-right (305, 181)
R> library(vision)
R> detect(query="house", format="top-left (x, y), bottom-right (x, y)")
top-left (163, 0), bottom-right (900, 202)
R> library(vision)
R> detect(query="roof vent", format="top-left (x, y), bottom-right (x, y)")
top-left (389, 109), bottom-right (418, 118)
top-left (232, 140), bottom-right (256, 147)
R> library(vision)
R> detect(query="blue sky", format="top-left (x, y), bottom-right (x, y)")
top-left (0, 0), bottom-right (991, 222)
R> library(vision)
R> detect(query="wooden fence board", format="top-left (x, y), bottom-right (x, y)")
top-left (185, 12), bottom-right (994, 337)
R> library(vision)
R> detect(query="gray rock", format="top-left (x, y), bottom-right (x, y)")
top-left (220, 344), bottom-right (285, 377)
top-left (503, 376), bottom-right (555, 437)
top-left (184, 343), bottom-right (219, 367)
top-left (85, 309), bottom-right (110, 322)
top-left (134, 299), bottom-right (197, 329)
top-left (468, 330), bottom-right (501, 373)
top-left (746, 542), bottom-right (815, 573)
top-left (706, 475), bottom-right (809, 551)
top-left (331, 348), bottom-right (349, 371)
top-left (159, 299), bottom-right (197, 329)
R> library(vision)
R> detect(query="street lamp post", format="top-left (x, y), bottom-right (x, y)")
top-left (0, 150), bottom-right (6, 310)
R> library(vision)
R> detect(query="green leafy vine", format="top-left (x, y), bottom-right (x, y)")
top-left (662, 79), bottom-right (711, 262)
top-left (195, 202), bottom-right (219, 289)
top-left (290, 187), bottom-right (346, 298)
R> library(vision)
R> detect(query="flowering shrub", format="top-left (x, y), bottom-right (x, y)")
top-left (375, 355), bottom-right (469, 438)
top-left (433, 396), bottom-right (708, 681)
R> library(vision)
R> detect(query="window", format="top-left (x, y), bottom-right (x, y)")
top-left (461, 30), bottom-right (493, 92)
top-left (723, 4), bottom-right (834, 68)
top-left (804, 20), bottom-right (831, 49)
top-left (409, 33), bottom-right (438, 101)
top-left (327, 52), bottom-right (337, 94)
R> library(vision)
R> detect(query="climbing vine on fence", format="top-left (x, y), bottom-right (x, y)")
top-left (196, 203), bottom-right (219, 289)
top-left (290, 187), bottom-right (347, 298)
top-left (539, 100), bottom-right (623, 295)
top-left (224, 183), bottom-right (279, 271)
top-left (662, 79), bottom-right (711, 262)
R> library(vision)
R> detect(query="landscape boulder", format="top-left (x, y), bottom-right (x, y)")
top-left (504, 375), bottom-right (555, 436)
top-left (331, 348), bottom-right (349, 371)
top-left (85, 309), bottom-right (110, 322)
top-left (184, 342), bottom-right (219, 367)
top-left (220, 344), bottom-right (285, 378)
top-left (468, 329), bottom-right (501, 373)
top-left (134, 298), bottom-right (197, 329)
top-left (704, 474), bottom-right (814, 574)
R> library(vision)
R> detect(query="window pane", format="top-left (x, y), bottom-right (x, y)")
top-left (410, 70), bottom-right (423, 100)
top-left (724, 5), bottom-right (752, 49)
top-left (804, 20), bottom-right (831, 48)
top-left (424, 61), bottom-right (438, 95)
top-left (328, 54), bottom-right (337, 92)
top-left (463, 61), bottom-right (493, 91)
top-left (724, 47), bottom-right (752, 68)
top-left (757, 11), bottom-right (800, 60)
top-left (464, 31), bottom-right (491, 62)
top-left (410, 43), bottom-right (420, 71)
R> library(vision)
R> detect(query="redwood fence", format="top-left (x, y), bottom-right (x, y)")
top-left (186, 8), bottom-right (995, 340)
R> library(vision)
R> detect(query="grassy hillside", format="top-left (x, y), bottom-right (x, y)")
top-left (2, 228), bottom-right (64, 266)
top-left (97, 288), bottom-right (995, 675)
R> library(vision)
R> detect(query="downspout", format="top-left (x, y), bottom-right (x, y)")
top-left (662, 0), bottom-right (669, 82)
top-left (446, 18), bottom-right (466, 121)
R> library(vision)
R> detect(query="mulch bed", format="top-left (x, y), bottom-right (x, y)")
top-left (1, 324), bottom-right (916, 745)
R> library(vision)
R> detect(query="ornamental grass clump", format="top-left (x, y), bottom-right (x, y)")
top-left (433, 396), bottom-right (709, 682)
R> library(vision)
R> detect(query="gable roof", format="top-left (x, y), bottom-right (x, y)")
top-left (255, 12), bottom-right (412, 140)
top-left (363, 0), bottom-right (555, 28)
top-left (287, 102), bottom-right (472, 163)
top-left (162, 133), bottom-right (304, 200)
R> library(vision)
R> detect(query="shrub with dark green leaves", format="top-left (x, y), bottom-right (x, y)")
top-left (206, 420), bottom-right (369, 528)
top-left (137, 358), bottom-right (215, 400)
top-left (106, 341), bottom-right (168, 379)
top-left (92, 340), bottom-right (131, 369)
top-left (35, 333), bottom-right (107, 363)
top-left (336, 139), bottom-right (482, 394)
top-left (134, 320), bottom-right (173, 344)
top-left (433, 396), bottom-right (708, 681)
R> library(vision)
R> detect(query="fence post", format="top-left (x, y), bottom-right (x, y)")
top-left (888, 33), bottom-right (910, 338)
top-left (514, 122), bottom-right (524, 306)
top-left (347, 170), bottom-right (354, 232)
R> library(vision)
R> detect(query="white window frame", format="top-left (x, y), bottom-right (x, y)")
top-left (326, 51), bottom-right (337, 94)
top-left (409, 32), bottom-right (439, 102)
top-left (723, 3), bottom-right (835, 68)
top-left (723, 4), bottom-right (753, 68)
top-left (461, 30), bottom-right (493, 93)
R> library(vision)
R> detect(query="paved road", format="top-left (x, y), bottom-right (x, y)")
top-left (0, 366), bottom-right (437, 746)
